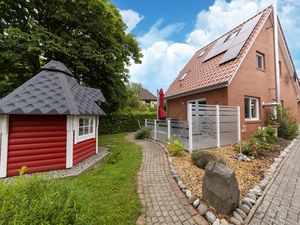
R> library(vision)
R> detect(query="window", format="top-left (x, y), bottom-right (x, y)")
top-left (256, 52), bottom-right (265, 70)
top-left (179, 72), bottom-right (189, 81)
top-left (279, 61), bottom-right (282, 77)
top-left (244, 97), bottom-right (259, 120)
top-left (75, 117), bottom-right (96, 143)
top-left (197, 50), bottom-right (205, 58)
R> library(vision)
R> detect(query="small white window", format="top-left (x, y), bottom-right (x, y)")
top-left (244, 97), bottom-right (259, 120)
top-left (197, 50), bottom-right (205, 58)
top-left (179, 72), bottom-right (189, 81)
top-left (75, 117), bottom-right (95, 143)
top-left (256, 52), bottom-right (265, 70)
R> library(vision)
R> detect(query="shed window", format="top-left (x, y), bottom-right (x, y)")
top-left (256, 52), bottom-right (265, 70)
top-left (75, 116), bottom-right (96, 143)
top-left (244, 97), bottom-right (259, 120)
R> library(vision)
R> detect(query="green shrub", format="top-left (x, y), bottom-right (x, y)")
top-left (276, 107), bottom-right (298, 140)
top-left (0, 175), bottom-right (91, 225)
top-left (135, 128), bottom-right (151, 139)
top-left (192, 151), bottom-right (217, 169)
top-left (168, 140), bottom-right (184, 156)
top-left (99, 111), bottom-right (156, 134)
top-left (106, 149), bottom-right (121, 164)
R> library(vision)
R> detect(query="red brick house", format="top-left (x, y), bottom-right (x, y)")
top-left (138, 88), bottom-right (157, 106)
top-left (165, 6), bottom-right (300, 138)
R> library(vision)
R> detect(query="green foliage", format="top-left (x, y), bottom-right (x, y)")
top-left (17, 165), bottom-right (28, 175)
top-left (0, 0), bottom-right (142, 113)
top-left (276, 107), bottom-right (298, 140)
top-left (0, 175), bottom-right (90, 225)
top-left (168, 139), bottom-right (184, 156)
top-left (99, 111), bottom-right (156, 134)
top-left (106, 149), bottom-right (121, 164)
top-left (135, 128), bottom-right (151, 139)
top-left (236, 125), bottom-right (277, 156)
top-left (192, 151), bottom-right (217, 169)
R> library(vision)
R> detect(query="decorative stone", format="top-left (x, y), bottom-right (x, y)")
top-left (178, 181), bottom-right (186, 189)
top-left (220, 218), bottom-right (229, 225)
top-left (233, 211), bottom-right (243, 222)
top-left (197, 203), bottom-right (208, 216)
top-left (213, 219), bottom-right (221, 225)
top-left (236, 208), bottom-right (246, 219)
top-left (193, 198), bottom-right (200, 208)
top-left (239, 204), bottom-right (250, 214)
top-left (230, 217), bottom-right (243, 225)
top-left (186, 189), bottom-right (192, 199)
top-left (205, 211), bottom-right (216, 223)
top-left (189, 195), bottom-right (197, 204)
top-left (241, 199), bottom-right (253, 209)
top-left (243, 197), bottom-right (256, 205)
top-left (203, 161), bottom-right (240, 214)
top-left (246, 193), bottom-right (256, 200)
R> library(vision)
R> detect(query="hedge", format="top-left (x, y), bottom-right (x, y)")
top-left (99, 111), bottom-right (156, 134)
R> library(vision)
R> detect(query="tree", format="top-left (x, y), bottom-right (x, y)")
top-left (0, 0), bottom-right (142, 113)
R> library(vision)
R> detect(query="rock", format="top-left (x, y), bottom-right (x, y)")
top-left (259, 180), bottom-right (269, 190)
top-left (203, 161), bottom-right (240, 214)
top-left (189, 195), bottom-right (197, 204)
top-left (197, 203), bottom-right (208, 216)
top-left (193, 198), bottom-right (200, 208)
top-left (213, 219), bottom-right (220, 225)
top-left (230, 217), bottom-right (243, 225)
top-left (220, 218), bottom-right (229, 225)
top-left (249, 188), bottom-right (261, 197)
top-left (241, 199), bottom-right (253, 209)
top-left (205, 211), bottom-right (216, 223)
top-left (186, 189), bottom-right (192, 199)
top-left (236, 208), bottom-right (247, 219)
top-left (246, 193), bottom-right (256, 200)
top-left (182, 188), bottom-right (187, 193)
top-left (243, 197), bottom-right (256, 205)
top-left (239, 204), bottom-right (250, 214)
top-left (178, 181), bottom-right (186, 189)
top-left (233, 211), bottom-right (243, 222)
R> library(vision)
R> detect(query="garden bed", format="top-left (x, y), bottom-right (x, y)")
top-left (171, 138), bottom-right (290, 212)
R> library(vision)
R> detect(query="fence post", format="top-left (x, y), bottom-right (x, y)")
top-left (237, 106), bottom-right (241, 143)
top-left (167, 119), bottom-right (171, 144)
top-left (145, 119), bottom-right (147, 128)
top-left (216, 105), bottom-right (220, 148)
top-left (154, 119), bottom-right (157, 140)
top-left (188, 104), bottom-right (193, 153)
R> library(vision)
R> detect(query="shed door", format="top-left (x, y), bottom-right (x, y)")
top-left (7, 115), bottom-right (67, 177)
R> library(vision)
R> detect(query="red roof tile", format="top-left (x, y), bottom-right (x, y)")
top-left (138, 89), bottom-right (157, 101)
top-left (165, 7), bottom-right (272, 99)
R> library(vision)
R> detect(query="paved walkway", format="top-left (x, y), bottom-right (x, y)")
top-left (127, 134), bottom-right (207, 225)
top-left (248, 140), bottom-right (300, 225)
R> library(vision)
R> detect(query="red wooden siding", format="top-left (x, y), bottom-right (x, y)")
top-left (7, 115), bottom-right (66, 177)
top-left (73, 138), bottom-right (96, 165)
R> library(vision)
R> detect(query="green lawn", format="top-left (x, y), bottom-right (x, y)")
top-left (65, 133), bottom-right (142, 225)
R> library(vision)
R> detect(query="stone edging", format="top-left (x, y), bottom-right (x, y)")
top-left (151, 136), bottom-right (300, 225)
top-left (243, 136), bottom-right (300, 225)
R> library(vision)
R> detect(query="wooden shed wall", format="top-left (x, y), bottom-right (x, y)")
top-left (7, 115), bottom-right (66, 176)
top-left (73, 138), bottom-right (96, 165)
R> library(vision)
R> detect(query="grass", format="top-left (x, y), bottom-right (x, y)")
top-left (65, 133), bottom-right (142, 225)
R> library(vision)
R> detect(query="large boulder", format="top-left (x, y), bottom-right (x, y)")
top-left (203, 161), bottom-right (240, 214)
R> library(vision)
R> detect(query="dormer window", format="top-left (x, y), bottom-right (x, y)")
top-left (224, 30), bottom-right (239, 42)
top-left (179, 72), bottom-right (189, 81)
top-left (197, 50), bottom-right (206, 58)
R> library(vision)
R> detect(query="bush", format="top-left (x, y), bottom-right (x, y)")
top-left (0, 175), bottom-right (91, 225)
top-left (276, 107), bottom-right (298, 140)
top-left (99, 111), bottom-right (156, 135)
top-left (135, 128), bottom-right (151, 139)
top-left (106, 149), bottom-right (121, 164)
top-left (168, 140), bottom-right (184, 156)
top-left (192, 151), bottom-right (217, 169)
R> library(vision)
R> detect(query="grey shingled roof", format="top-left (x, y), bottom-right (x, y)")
top-left (0, 60), bottom-right (106, 116)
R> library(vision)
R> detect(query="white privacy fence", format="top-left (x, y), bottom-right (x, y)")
top-left (145, 104), bottom-right (240, 152)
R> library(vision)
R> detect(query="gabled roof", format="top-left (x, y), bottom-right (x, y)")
top-left (138, 89), bottom-right (157, 101)
top-left (165, 6), bottom-right (273, 99)
top-left (0, 60), bottom-right (106, 115)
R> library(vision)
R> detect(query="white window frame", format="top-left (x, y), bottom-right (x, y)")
top-left (179, 72), bottom-right (189, 81)
top-left (74, 116), bottom-right (96, 144)
top-left (244, 97), bottom-right (259, 121)
top-left (256, 52), bottom-right (265, 70)
top-left (187, 98), bottom-right (206, 121)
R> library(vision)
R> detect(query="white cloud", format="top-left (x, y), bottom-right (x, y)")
top-left (128, 0), bottom-right (300, 92)
top-left (119, 9), bottom-right (144, 33)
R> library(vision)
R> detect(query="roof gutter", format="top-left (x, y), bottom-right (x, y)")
top-left (165, 81), bottom-right (228, 100)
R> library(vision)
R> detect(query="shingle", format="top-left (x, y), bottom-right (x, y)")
top-left (165, 7), bottom-right (272, 98)
top-left (0, 61), bottom-right (106, 116)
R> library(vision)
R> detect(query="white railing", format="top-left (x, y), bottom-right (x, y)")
top-left (145, 104), bottom-right (240, 152)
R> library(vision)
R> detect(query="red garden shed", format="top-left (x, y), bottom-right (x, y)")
top-left (0, 61), bottom-right (106, 177)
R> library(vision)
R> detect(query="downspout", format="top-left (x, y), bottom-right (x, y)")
top-left (273, 0), bottom-right (281, 105)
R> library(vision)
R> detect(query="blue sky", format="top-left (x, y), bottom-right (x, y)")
top-left (112, 0), bottom-right (300, 95)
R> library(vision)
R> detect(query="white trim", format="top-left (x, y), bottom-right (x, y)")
top-left (66, 116), bottom-right (74, 168)
top-left (154, 119), bottom-right (157, 140)
top-left (228, 9), bottom-right (272, 85)
top-left (96, 116), bottom-right (99, 154)
top-left (256, 52), bottom-right (265, 70)
top-left (167, 119), bottom-right (171, 144)
top-left (0, 115), bottom-right (9, 178)
top-left (237, 106), bottom-right (241, 143)
top-left (216, 105), bottom-right (220, 148)
top-left (187, 98), bottom-right (206, 121)
top-left (245, 97), bottom-right (260, 121)
top-left (188, 104), bottom-right (193, 153)
top-left (74, 116), bottom-right (96, 144)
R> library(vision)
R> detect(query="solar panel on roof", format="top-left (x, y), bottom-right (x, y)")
top-left (203, 35), bottom-right (228, 61)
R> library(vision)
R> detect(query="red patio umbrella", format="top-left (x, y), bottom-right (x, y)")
top-left (158, 88), bottom-right (166, 120)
